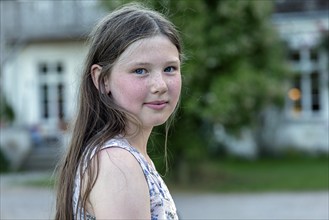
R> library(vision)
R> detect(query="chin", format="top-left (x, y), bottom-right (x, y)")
top-left (154, 121), bottom-right (167, 127)
top-left (147, 118), bottom-right (169, 127)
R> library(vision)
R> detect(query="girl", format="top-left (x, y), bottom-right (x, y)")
top-left (55, 3), bottom-right (182, 220)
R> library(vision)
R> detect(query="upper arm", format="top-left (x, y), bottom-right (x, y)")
top-left (88, 147), bottom-right (150, 219)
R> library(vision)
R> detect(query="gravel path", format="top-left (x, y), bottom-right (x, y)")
top-left (174, 192), bottom-right (329, 219)
top-left (1, 172), bottom-right (328, 220)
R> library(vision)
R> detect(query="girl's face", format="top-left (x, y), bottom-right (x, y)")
top-left (108, 35), bottom-right (181, 129)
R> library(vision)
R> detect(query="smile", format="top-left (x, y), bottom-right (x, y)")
top-left (144, 101), bottom-right (169, 110)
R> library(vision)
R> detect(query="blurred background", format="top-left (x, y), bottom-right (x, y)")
top-left (0, 0), bottom-right (328, 219)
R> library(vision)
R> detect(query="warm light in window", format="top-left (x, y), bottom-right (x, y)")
top-left (288, 88), bottom-right (301, 101)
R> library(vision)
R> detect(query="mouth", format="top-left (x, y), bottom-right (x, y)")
top-left (144, 100), bottom-right (169, 110)
top-left (145, 100), bottom-right (168, 105)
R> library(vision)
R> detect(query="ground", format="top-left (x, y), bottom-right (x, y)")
top-left (0, 172), bottom-right (328, 219)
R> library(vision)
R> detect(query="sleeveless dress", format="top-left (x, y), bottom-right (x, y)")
top-left (72, 137), bottom-right (179, 220)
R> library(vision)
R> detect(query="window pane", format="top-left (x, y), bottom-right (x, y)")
top-left (310, 48), bottom-right (318, 62)
top-left (58, 83), bottom-right (64, 119)
top-left (289, 50), bottom-right (300, 62)
top-left (288, 75), bottom-right (302, 113)
top-left (56, 62), bottom-right (63, 74)
top-left (311, 71), bottom-right (320, 111)
top-left (42, 84), bottom-right (49, 118)
top-left (39, 63), bottom-right (48, 74)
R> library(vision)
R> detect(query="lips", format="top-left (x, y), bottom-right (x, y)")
top-left (144, 100), bottom-right (169, 110)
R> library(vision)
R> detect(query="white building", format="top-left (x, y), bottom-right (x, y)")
top-left (269, 0), bottom-right (329, 153)
top-left (1, 0), bottom-right (107, 138)
top-left (0, 1), bottom-right (109, 169)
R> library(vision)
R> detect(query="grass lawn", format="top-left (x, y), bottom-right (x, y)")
top-left (22, 176), bottom-right (55, 188)
top-left (166, 157), bottom-right (329, 193)
top-left (21, 157), bottom-right (328, 193)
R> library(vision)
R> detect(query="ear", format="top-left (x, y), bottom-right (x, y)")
top-left (91, 64), bottom-right (110, 93)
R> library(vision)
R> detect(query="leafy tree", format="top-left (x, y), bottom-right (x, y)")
top-left (0, 148), bottom-right (9, 173)
top-left (102, 0), bottom-right (290, 178)
top-left (0, 93), bottom-right (15, 124)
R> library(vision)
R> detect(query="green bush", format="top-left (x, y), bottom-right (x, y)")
top-left (0, 147), bottom-right (9, 173)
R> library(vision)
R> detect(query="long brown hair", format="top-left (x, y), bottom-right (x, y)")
top-left (55, 3), bottom-right (182, 220)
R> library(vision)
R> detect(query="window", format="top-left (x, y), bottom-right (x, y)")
top-left (289, 50), bottom-right (300, 62)
top-left (41, 84), bottom-right (49, 118)
top-left (38, 62), bottom-right (66, 122)
top-left (39, 63), bottom-right (48, 74)
top-left (288, 75), bottom-right (302, 114)
top-left (57, 83), bottom-right (64, 119)
top-left (311, 71), bottom-right (320, 111)
top-left (287, 47), bottom-right (323, 117)
top-left (56, 62), bottom-right (63, 74)
top-left (310, 49), bottom-right (318, 62)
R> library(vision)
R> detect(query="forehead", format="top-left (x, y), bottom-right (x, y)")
top-left (115, 35), bottom-right (180, 65)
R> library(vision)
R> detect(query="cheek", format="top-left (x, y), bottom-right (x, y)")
top-left (114, 78), bottom-right (147, 104)
top-left (169, 77), bottom-right (182, 100)
top-left (127, 79), bottom-right (148, 98)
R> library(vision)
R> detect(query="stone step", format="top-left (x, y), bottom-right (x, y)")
top-left (22, 147), bottom-right (62, 171)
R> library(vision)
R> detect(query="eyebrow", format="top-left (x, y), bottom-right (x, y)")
top-left (129, 60), bottom-right (180, 66)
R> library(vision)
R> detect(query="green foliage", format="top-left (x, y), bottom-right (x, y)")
top-left (22, 176), bottom-right (55, 188)
top-left (149, 113), bottom-right (208, 175)
top-left (177, 0), bottom-right (288, 132)
top-left (0, 148), bottom-right (10, 173)
top-left (0, 93), bottom-right (15, 123)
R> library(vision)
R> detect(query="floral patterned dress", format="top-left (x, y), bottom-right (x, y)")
top-left (72, 137), bottom-right (178, 220)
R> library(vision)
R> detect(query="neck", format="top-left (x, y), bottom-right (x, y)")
top-left (125, 124), bottom-right (153, 158)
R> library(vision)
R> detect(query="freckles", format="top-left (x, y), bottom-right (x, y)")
top-left (168, 77), bottom-right (182, 94)
top-left (128, 79), bottom-right (147, 99)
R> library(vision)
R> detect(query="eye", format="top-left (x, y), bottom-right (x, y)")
top-left (164, 66), bottom-right (176, 73)
top-left (134, 68), bottom-right (147, 75)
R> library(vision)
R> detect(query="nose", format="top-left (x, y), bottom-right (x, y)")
top-left (150, 72), bottom-right (168, 94)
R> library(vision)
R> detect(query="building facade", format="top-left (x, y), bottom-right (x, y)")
top-left (269, 0), bottom-right (329, 153)
top-left (1, 0), bottom-right (107, 139)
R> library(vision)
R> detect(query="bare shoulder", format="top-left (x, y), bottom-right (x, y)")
top-left (101, 147), bottom-right (141, 168)
top-left (88, 147), bottom-right (150, 219)
top-left (96, 147), bottom-right (146, 183)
